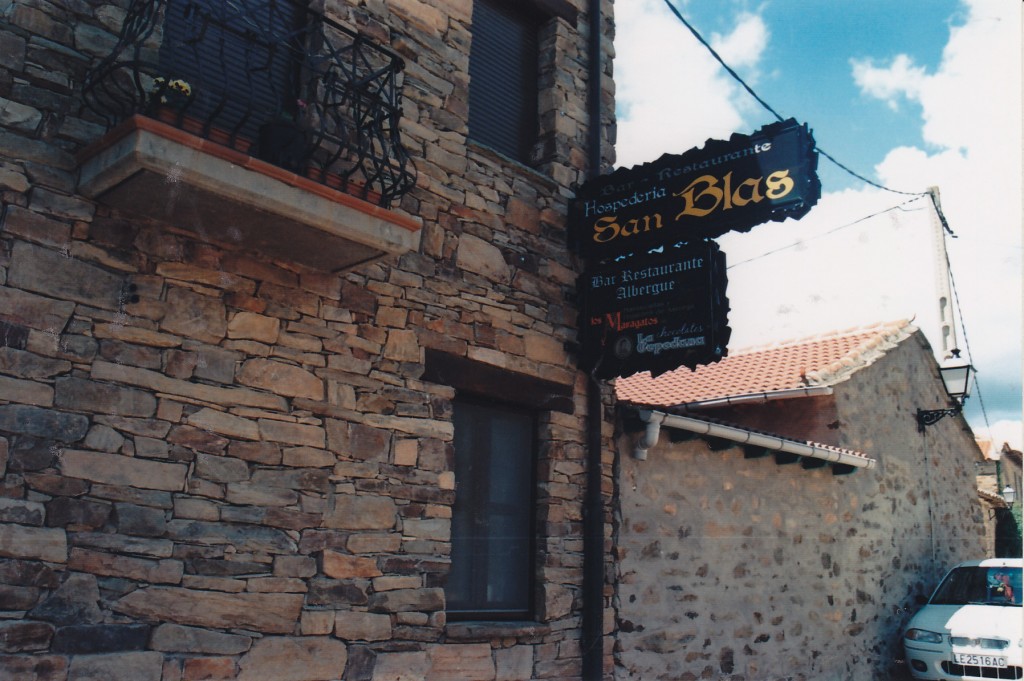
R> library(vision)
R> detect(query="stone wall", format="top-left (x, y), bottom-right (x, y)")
top-left (613, 331), bottom-right (986, 681)
top-left (0, 1), bottom-right (617, 680)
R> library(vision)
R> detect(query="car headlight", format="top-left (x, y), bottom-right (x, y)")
top-left (905, 629), bottom-right (944, 644)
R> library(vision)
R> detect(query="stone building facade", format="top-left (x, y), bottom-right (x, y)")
top-left (977, 443), bottom-right (1023, 557)
top-left (1, 3), bottom-right (994, 681)
top-left (612, 323), bottom-right (987, 681)
top-left (0, 1), bottom-right (617, 680)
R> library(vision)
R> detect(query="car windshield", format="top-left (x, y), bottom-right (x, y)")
top-left (929, 566), bottom-right (1022, 607)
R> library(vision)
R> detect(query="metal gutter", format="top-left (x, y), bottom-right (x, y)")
top-left (674, 386), bottom-right (834, 411)
top-left (633, 409), bottom-right (876, 470)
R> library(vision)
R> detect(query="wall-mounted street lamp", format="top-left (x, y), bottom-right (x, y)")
top-left (1003, 485), bottom-right (1017, 506)
top-left (916, 350), bottom-right (974, 433)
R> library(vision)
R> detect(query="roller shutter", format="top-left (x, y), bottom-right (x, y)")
top-left (468, 0), bottom-right (541, 163)
top-left (158, 0), bottom-right (304, 141)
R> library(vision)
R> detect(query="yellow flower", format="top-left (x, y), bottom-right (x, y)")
top-left (152, 76), bottom-right (192, 98)
top-left (168, 79), bottom-right (191, 96)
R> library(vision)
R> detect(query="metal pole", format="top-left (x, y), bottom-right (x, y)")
top-left (928, 186), bottom-right (957, 358)
top-left (582, 374), bottom-right (604, 680)
top-left (581, 1), bottom-right (604, 678)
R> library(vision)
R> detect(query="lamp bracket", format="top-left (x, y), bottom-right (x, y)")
top-left (916, 404), bottom-right (962, 433)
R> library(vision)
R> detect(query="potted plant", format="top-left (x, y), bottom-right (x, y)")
top-left (145, 76), bottom-right (201, 132)
top-left (257, 98), bottom-right (312, 172)
top-left (148, 77), bottom-right (193, 112)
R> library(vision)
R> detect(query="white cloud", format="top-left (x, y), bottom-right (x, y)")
top-left (718, 186), bottom-right (940, 348)
top-left (868, 0), bottom-right (1022, 390)
top-left (975, 420), bottom-right (1024, 455)
top-left (851, 54), bottom-right (926, 111)
top-left (915, 0), bottom-right (1021, 157)
top-left (614, 0), bottom-right (759, 168)
top-left (711, 13), bottom-right (768, 70)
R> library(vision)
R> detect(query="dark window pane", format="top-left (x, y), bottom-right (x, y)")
top-left (930, 566), bottom-right (1022, 606)
top-left (159, 0), bottom-right (303, 139)
top-left (468, 0), bottom-right (539, 162)
top-left (448, 400), bottom-right (535, 618)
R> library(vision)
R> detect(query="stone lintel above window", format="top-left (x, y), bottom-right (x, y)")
top-left (422, 349), bottom-right (574, 414)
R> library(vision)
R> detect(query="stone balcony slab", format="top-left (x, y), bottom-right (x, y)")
top-left (77, 116), bottom-right (422, 273)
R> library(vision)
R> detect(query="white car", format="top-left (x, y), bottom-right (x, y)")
top-left (903, 558), bottom-right (1022, 680)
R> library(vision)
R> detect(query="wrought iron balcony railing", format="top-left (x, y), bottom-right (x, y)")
top-left (83, 0), bottom-right (416, 208)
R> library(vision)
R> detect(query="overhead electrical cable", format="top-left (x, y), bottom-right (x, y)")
top-left (942, 233), bottom-right (993, 433)
top-left (727, 196), bottom-right (927, 269)
top-left (659, 0), bottom-right (927, 197)
top-left (657, 0), bottom-right (996, 435)
top-left (927, 187), bottom-right (957, 237)
top-left (658, 0), bottom-right (785, 122)
top-left (815, 149), bottom-right (924, 197)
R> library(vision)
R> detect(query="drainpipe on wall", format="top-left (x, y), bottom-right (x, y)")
top-left (582, 376), bottom-right (603, 680)
top-left (581, 1), bottom-right (604, 679)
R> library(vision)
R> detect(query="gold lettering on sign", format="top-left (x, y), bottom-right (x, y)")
top-left (592, 212), bottom-right (664, 244)
top-left (675, 169), bottom-right (795, 221)
top-left (589, 168), bottom-right (798, 245)
top-left (764, 170), bottom-right (794, 199)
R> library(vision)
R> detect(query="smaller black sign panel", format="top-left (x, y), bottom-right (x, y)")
top-left (579, 241), bottom-right (730, 380)
top-left (571, 118), bottom-right (820, 261)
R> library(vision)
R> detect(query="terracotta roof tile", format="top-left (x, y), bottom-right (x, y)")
top-left (978, 488), bottom-right (1009, 508)
top-left (616, 320), bottom-right (915, 407)
top-left (976, 437), bottom-right (995, 459)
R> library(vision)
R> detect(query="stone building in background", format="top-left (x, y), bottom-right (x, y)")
top-left (0, 0), bottom-right (617, 679)
top-left (977, 441), bottom-right (1023, 557)
top-left (613, 321), bottom-right (987, 680)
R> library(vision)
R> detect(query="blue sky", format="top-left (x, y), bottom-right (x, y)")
top-left (728, 0), bottom-right (959, 192)
top-left (614, 0), bottom-right (1022, 448)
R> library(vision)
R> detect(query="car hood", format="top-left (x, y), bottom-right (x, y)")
top-left (907, 603), bottom-right (1023, 640)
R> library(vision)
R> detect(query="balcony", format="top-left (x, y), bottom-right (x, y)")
top-left (78, 0), bottom-right (421, 272)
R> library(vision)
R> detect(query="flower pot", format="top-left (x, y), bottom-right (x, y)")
top-left (257, 120), bottom-right (311, 172)
top-left (207, 127), bottom-right (252, 153)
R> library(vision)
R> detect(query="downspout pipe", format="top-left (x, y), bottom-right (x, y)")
top-left (582, 1), bottom-right (604, 679)
top-left (632, 410), bottom-right (664, 461)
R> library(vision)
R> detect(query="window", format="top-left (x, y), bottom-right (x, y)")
top-left (447, 398), bottom-right (537, 619)
top-left (422, 350), bottom-right (573, 620)
top-left (468, 0), bottom-right (542, 163)
top-left (929, 565), bottom-right (1022, 606)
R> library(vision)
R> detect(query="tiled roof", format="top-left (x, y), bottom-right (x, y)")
top-left (1003, 446), bottom-right (1023, 466)
top-left (976, 437), bottom-right (995, 459)
top-left (978, 488), bottom-right (1009, 508)
top-left (616, 320), bottom-right (915, 407)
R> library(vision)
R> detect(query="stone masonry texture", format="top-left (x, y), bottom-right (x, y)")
top-left (613, 332), bottom-right (986, 681)
top-left (0, 0), bottom-right (618, 679)
top-left (0, 1), bottom-right (990, 680)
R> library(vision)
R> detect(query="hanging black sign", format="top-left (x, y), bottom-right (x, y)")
top-left (571, 118), bottom-right (820, 261)
top-left (578, 241), bottom-right (730, 380)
